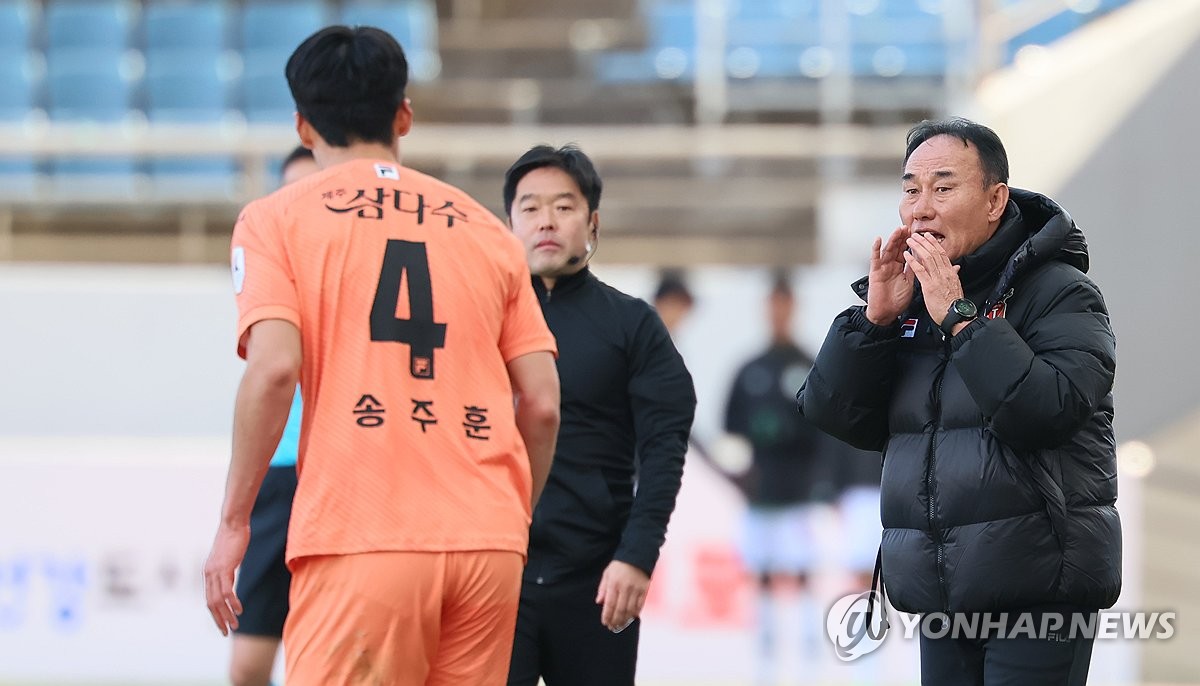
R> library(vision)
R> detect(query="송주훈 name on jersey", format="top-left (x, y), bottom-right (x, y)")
top-left (352, 394), bottom-right (492, 441)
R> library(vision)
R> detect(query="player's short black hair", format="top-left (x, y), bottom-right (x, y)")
top-left (503, 144), bottom-right (603, 216)
top-left (286, 25), bottom-right (408, 147)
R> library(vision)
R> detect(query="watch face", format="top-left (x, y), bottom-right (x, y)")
top-left (954, 299), bottom-right (978, 317)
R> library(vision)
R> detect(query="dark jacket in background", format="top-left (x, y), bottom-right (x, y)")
top-left (797, 188), bottom-right (1121, 614)
top-left (526, 268), bottom-right (696, 585)
top-left (725, 342), bottom-right (838, 505)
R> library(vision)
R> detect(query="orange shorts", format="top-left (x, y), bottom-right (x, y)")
top-left (283, 550), bottom-right (523, 686)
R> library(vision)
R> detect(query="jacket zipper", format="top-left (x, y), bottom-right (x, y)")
top-left (928, 352), bottom-right (950, 613)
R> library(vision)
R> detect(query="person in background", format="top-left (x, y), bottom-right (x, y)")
top-left (504, 144), bottom-right (696, 686)
top-left (651, 269), bottom-right (695, 337)
top-left (722, 273), bottom-right (837, 683)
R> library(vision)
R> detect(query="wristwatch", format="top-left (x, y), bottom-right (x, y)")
top-left (940, 298), bottom-right (978, 337)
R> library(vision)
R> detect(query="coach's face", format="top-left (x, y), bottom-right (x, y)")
top-left (900, 134), bottom-right (1008, 262)
top-left (509, 166), bottom-right (599, 285)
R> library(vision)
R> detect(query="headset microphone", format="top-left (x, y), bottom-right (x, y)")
top-left (566, 240), bottom-right (593, 266)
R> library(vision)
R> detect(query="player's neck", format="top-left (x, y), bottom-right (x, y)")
top-left (315, 141), bottom-right (400, 170)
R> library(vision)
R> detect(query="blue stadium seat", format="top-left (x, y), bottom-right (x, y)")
top-left (46, 52), bottom-right (130, 121)
top-left (0, 0), bottom-right (38, 52)
top-left (1, 3), bottom-right (44, 193)
top-left (727, 9), bottom-right (819, 51)
top-left (849, 12), bottom-right (943, 46)
top-left (45, 0), bottom-right (132, 52)
top-left (45, 51), bottom-right (137, 192)
top-left (593, 1), bottom-right (694, 83)
top-left (848, 2), bottom-right (945, 76)
top-left (144, 0), bottom-right (228, 52)
top-left (239, 48), bottom-right (297, 123)
top-left (238, 1), bottom-right (326, 121)
top-left (725, 0), bottom-right (817, 75)
top-left (144, 50), bottom-right (228, 122)
top-left (729, 0), bottom-right (817, 21)
top-left (144, 49), bottom-right (238, 194)
top-left (593, 50), bottom-right (661, 83)
top-left (0, 51), bottom-right (38, 122)
top-left (340, 0), bottom-right (440, 80)
top-left (741, 45), bottom-right (806, 79)
top-left (44, 0), bottom-right (134, 129)
top-left (875, 0), bottom-right (943, 17)
top-left (852, 43), bottom-right (945, 77)
top-left (241, 0), bottom-right (328, 52)
top-left (646, 1), bottom-right (695, 52)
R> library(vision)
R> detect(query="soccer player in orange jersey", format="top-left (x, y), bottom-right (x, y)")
top-left (203, 26), bottom-right (561, 686)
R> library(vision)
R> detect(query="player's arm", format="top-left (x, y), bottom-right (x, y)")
top-left (204, 319), bottom-right (301, 635)
top-left (506, 350), bottom-right (560, 509)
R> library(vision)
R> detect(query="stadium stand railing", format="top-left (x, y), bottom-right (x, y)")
top-left (0, 0), bottom-right (1133, 264)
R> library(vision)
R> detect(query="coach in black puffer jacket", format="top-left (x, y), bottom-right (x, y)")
top-left (798, 119), bottom-right (1119, 684)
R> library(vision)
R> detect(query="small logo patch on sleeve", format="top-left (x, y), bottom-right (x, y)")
top-left (231, 246), bottom-right (246, 294)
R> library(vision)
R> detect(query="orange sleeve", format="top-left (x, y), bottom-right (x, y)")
top-left (231, 201), bottom-right (301, 359)
top-left (498, 236), bottom-right (557, 362)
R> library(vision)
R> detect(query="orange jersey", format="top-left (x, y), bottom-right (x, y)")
top-left (231, 158), bottom-right (556, 563)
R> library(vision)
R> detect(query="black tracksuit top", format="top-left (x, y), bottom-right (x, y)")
top-left (525, 267), bottom-right (696, 585)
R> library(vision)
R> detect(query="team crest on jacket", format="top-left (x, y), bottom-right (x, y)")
top-left (986, 302), bottom-right (1007, 320)
top-left (900, 318), bottom-right (919, 338)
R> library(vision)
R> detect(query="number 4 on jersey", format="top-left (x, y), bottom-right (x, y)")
top-left (370, 240), bottom-right (447, 379)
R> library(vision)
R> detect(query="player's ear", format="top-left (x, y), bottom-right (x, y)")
top-left (295, 112), bottom-right (316, 149)
top-left (395, 98), bottom-right (414, 138)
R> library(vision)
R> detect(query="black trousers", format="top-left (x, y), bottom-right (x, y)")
top-left (507, 572), bottom-right (639, 686)
top-left (919, 605), bottom-right (1097, 686)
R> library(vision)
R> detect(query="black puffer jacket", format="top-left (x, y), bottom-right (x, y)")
top-left (797, 188), bottom-right (1120, 614)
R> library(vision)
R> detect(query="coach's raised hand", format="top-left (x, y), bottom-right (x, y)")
top-left (865, 225), bottom-right (916, 326)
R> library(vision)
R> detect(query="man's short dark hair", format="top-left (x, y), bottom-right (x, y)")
top-left (503, 144), bottom-right (603, 217)
top-left (280, 145), bottom-right (314, 176)
top-left (904, 117), bottom-right (1009, 187)
top-left (286, 25), bottom-right (408, 148)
